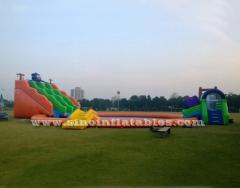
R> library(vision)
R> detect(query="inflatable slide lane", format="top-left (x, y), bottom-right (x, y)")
top-left (182, 96), bottom-right (202, 118)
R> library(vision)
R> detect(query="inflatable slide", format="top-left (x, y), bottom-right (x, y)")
top-left (14, 73), bottom-right (80, 118)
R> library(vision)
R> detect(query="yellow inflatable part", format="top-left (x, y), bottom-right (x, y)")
top-left (69, 109), bottom-right (84, 120)
top-left (84, 109), bottom-right (97, 119)
top-left (86, 114), bottom-right (100, 122)
top-left (92, 114), bottom-right (100, 120)
top-left (76, 114), bottom-right (86, 120)
top-left (62, 120), bottom-right (88, 130)
top-left (62, 109), bottom-right (99, 130)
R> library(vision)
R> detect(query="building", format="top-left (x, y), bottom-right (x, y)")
top-left (70, 87), bottom-right (85, 100)
top-left (111, 95), bottom-right (121, 106)
top-left (111, 95), bottom-right (121, 102)
top-left (111, 96), bottom-right (121, 102)
top-left (0, 94), bottom-right (4, 108)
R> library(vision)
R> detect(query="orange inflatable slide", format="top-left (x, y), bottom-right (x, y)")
top-left (14, 78), bottom-right (80, 119)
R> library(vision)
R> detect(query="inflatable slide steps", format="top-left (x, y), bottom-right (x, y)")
top-left (36, 82), bottom-right (74, 112)
top-left (35, 82), bottom-right (73, 112)
top-left (201, 99), bottom-right (229, 125)
top-left (207, 109), bottom-right (224, 124)
top-left (215, 100), bottom-right (222, 110)
top-left (35, 82), bottom-right (79, 112)
top-left (29, 81), bottom-right (79, 115)
top-left (44, 83), bottom-right (79, 111)
top-left (29, 81), bottom-right (67, 113)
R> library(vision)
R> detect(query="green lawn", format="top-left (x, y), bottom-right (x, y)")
top-left (0, 111), bottom-right (240, 188)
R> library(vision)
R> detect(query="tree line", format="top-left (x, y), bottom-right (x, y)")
top-left (2, 92), bottom-right (239, 112)
top-left (79, 92), bottom-right (240, 112)
top-left (226, 93), bottom-right (240, 112)
top-left (1, 99), bottom-right (14, 108)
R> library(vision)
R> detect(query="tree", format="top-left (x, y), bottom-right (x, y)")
top-left (147, 95), bottom-right (152, 109)
top-left (92, 98), bottom-right (100, 110)
top-left (152, 96), bottom-right (161, 111)
top-left (120, 98), bottom-right (128, 110)
top-left (3, 99), bottom-right (14, 108)
top-left (139, 95), bottom-right (147, 110)
top-left (170, 92), bottom-right (179, 99)
top-left (73, 91), bottom-right (240, 112)
top-left (168, 92), bottom-right (181, 109)
top-left (79, 99), bottom-right (91, 107)
top-left (104, 99), bottom-right (112, 110)
top-left (129, 95), bottom-right (139, 111)
top-left (130, 95), bottom-right (139, 100)
top-left (159, 96), bottom-right (167, 111)
top-left (226, 93), bottom-right (240, 112)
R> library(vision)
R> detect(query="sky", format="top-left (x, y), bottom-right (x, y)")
top-left (0, 0), bottom-right (240, 100)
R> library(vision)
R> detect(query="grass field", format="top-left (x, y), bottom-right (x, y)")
top-left (0, 111), bottom-right (240, 188)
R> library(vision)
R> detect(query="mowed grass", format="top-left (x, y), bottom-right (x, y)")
top-left (0, 111), bottom-right (240, 188)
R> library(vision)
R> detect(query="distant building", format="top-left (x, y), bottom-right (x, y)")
top-left (110, 107), bottom-right (118, 111)
top-left (111, 95), bottom-right (121, 102)
top-left (111, 96), bottom-right (121, 107)
top-left (71, 89), bottom-right (74, 98)
top-left (70, 87), bottom-right (85, 100)
top-left (0, 94), bottom-right (4, 108)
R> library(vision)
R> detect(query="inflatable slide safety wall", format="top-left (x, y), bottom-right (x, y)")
top-left (14, 80), bottom-right (53, 118)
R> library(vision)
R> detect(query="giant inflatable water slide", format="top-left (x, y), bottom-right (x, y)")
top-left (14, 73), bottom-right (80, 119)
top-left (14, 73), bottom-right (229, 129)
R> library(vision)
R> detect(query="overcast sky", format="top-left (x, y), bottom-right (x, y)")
top-left (0, 0), bottom-right (240, 100)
